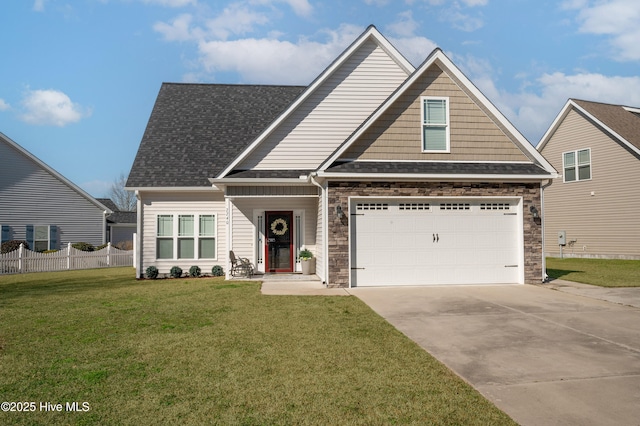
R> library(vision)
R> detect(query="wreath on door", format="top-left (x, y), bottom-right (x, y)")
top-left (270, 218), bottom-right (288, 236)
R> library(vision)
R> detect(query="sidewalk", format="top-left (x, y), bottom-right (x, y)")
top-left (543, 279), bottom-right (640, 308)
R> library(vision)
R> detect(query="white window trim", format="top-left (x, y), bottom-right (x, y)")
top-left (421, 96), bottom-right (450, 153)
top-left (155, 213), bottom-right (218, 260)
top-left (34, 225), bottom-right (52, 252)
top-left (562, 148), bottom-right (592, 183)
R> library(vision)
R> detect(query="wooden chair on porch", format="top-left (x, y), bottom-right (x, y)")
top-left (229, 251), bottom-right (254, 278)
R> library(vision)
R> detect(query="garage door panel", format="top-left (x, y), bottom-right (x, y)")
top-left (352, 198), bottom-right (522, 287)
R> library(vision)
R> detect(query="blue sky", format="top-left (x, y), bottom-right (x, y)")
top-left (1, 0), bottom-right (639, 198)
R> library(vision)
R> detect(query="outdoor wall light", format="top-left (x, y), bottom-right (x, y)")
top-left (336, 205), bottom-right (345, 219)
top-left (530, 205), bottom-right (540, 219)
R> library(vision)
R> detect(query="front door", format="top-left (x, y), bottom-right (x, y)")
top-left (265, 211), bottom-right (293, 273)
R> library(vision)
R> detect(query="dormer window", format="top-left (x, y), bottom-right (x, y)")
top-left (422, 97), bottom-right (450, 152)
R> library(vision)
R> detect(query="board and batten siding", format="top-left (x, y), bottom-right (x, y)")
top-left (230, 197), bottom-right (318, 272)
top-left (342, 62), bottom-right (530, 162)
top-left (542, 109), bottom-right (640, 258)
top-left (237, 40), bottom-right (410, 170)
top-left (0, 139), bottom-right (106, 247)
top-left (139, 191), bottom-right (227, 274)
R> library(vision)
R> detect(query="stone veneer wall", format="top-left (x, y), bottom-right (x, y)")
top-left (326, 181), bottom-right (542, 288)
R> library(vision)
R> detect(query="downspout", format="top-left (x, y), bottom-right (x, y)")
top-left (309, 173), bottom-right (327, 286)
top-left (135, 190), bottom-right (142, 279)
top-left (103, 210), bottom-right (108, 245)
top-left (540, 179), bottom-right (553, 282)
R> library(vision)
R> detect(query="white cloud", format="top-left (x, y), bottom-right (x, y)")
top-left (197, 29), bottom-right (353, 84)
top-left (141, 0), bottom-right (197, 7)
top-left (250, 0), bottom-right (313, 17)
top-left (0, 99), bottom-right (10, 111)
top-left (455, 54), bottom-right (640, 144)
top-left (33, 0), bottom-right (46, 11)
top-left (509, 73), bottom-right (640, 144)
top-left (387, 10), bottom-right (419, 38)
top-left (570, 0), bottom-right (640, 61)
top-left (441, 8), bottom-right (484, 31)
top-left (461, 0), bottom-right (487, 5)
top-left (205, 4), bottom-right (270, 40)
top-left (154, 4), bottom-right (277, 43)
top-left (154, 13), bottom-right (197, 41)
top-left (20, 89), bottom-right (91, 127)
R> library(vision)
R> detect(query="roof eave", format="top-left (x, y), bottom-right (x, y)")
top-left (316, 172), bottom-right (558, 181)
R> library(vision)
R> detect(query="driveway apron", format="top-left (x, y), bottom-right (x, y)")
top-left (349, 285), bottom-right (640, 426)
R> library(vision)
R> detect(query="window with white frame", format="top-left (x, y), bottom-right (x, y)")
top-left (34, 226), bottom-right (49, 252)
top-left (156, 214), bottom-right (217, 260)
top-left (422, 97), bottom-right (450, 152)
top-left (563, 149), bottom-right (591, 182)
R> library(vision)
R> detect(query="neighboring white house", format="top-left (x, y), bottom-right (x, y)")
top-left (126, 25), bottom-right (557, 287)
top-left (0, 132), bottom-right (111, 250)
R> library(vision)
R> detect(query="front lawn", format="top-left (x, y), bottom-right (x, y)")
top-left (0, 268), bottom-right (514, 425)
top-left (546, 257), bottom-right (640, 287)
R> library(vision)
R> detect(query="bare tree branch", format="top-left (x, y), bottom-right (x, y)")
top-left (109, 172), bottom-right (137, 212)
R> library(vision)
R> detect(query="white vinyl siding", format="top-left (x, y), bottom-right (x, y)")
top-left (140, 191), bottom-right (226, 274)
top-left (230, 197), bottom-right (318, 274)
top-left (563, 148), bottom-right (591, 182)
top-left (422, 97), bottom-right (450, 152)
top-left (237, 40), bottom-right (410, 170)
top-left (0, 137), bottom-right (107, 247)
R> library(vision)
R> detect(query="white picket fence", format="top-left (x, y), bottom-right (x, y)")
top-left (0, 243), bottom-right (133, 275)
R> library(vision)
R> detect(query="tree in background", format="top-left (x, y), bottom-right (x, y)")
top-left (109, 172), bottom-right (136, 212)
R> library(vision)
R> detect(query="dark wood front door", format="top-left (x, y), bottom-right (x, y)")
top-left (265, 211), bottom-right (293, 273)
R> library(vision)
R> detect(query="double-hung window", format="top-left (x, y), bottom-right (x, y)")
top-left (563, 149), bottom-right (591, 182)
top-left (157, 215), bottom-right (174, 259)
top-left (156, 214), bottom-right (217, 260)
top-left (422, 97), bottom-right (450, 152)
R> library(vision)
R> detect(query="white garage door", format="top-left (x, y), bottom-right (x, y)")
top-left (350, 199), bottom-right (522, 287)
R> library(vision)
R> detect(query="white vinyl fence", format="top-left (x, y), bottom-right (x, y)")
top-left (0, 243), bottom-right (133, 275)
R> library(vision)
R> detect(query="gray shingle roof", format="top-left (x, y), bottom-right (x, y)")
top-left (324, 161), bottom-right (550, 175)
top-left (127, 83), bottom-right (306, 188)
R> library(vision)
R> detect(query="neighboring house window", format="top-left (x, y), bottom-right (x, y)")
top-left (422, 97), bottom-right (450, 152)
top-left (25, 225), bottom-right (57, 252)
top-left (156, 214), bottom-right (217, 260)
top-left (563, 149), bottom-right (591, 182)
top-left (1, 225), bottom-right (9, 244)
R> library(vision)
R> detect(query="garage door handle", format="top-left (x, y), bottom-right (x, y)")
top-left (433, 233), bottom-right (439, 243)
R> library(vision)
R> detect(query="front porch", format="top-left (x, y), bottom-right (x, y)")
top-left (226, 190), bottom-right (323, 280)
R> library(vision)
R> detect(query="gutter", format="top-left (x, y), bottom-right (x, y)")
top-left (540, 179), bottom-right (554, 282)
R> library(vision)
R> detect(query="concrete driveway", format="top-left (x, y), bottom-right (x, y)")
top-left (349, 284), bottom-right (640, 426)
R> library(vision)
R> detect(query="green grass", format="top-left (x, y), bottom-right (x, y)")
top-left (546, 257), bottom-right (640, 287)
top-left (0, 268), bottom-right (515, 425)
